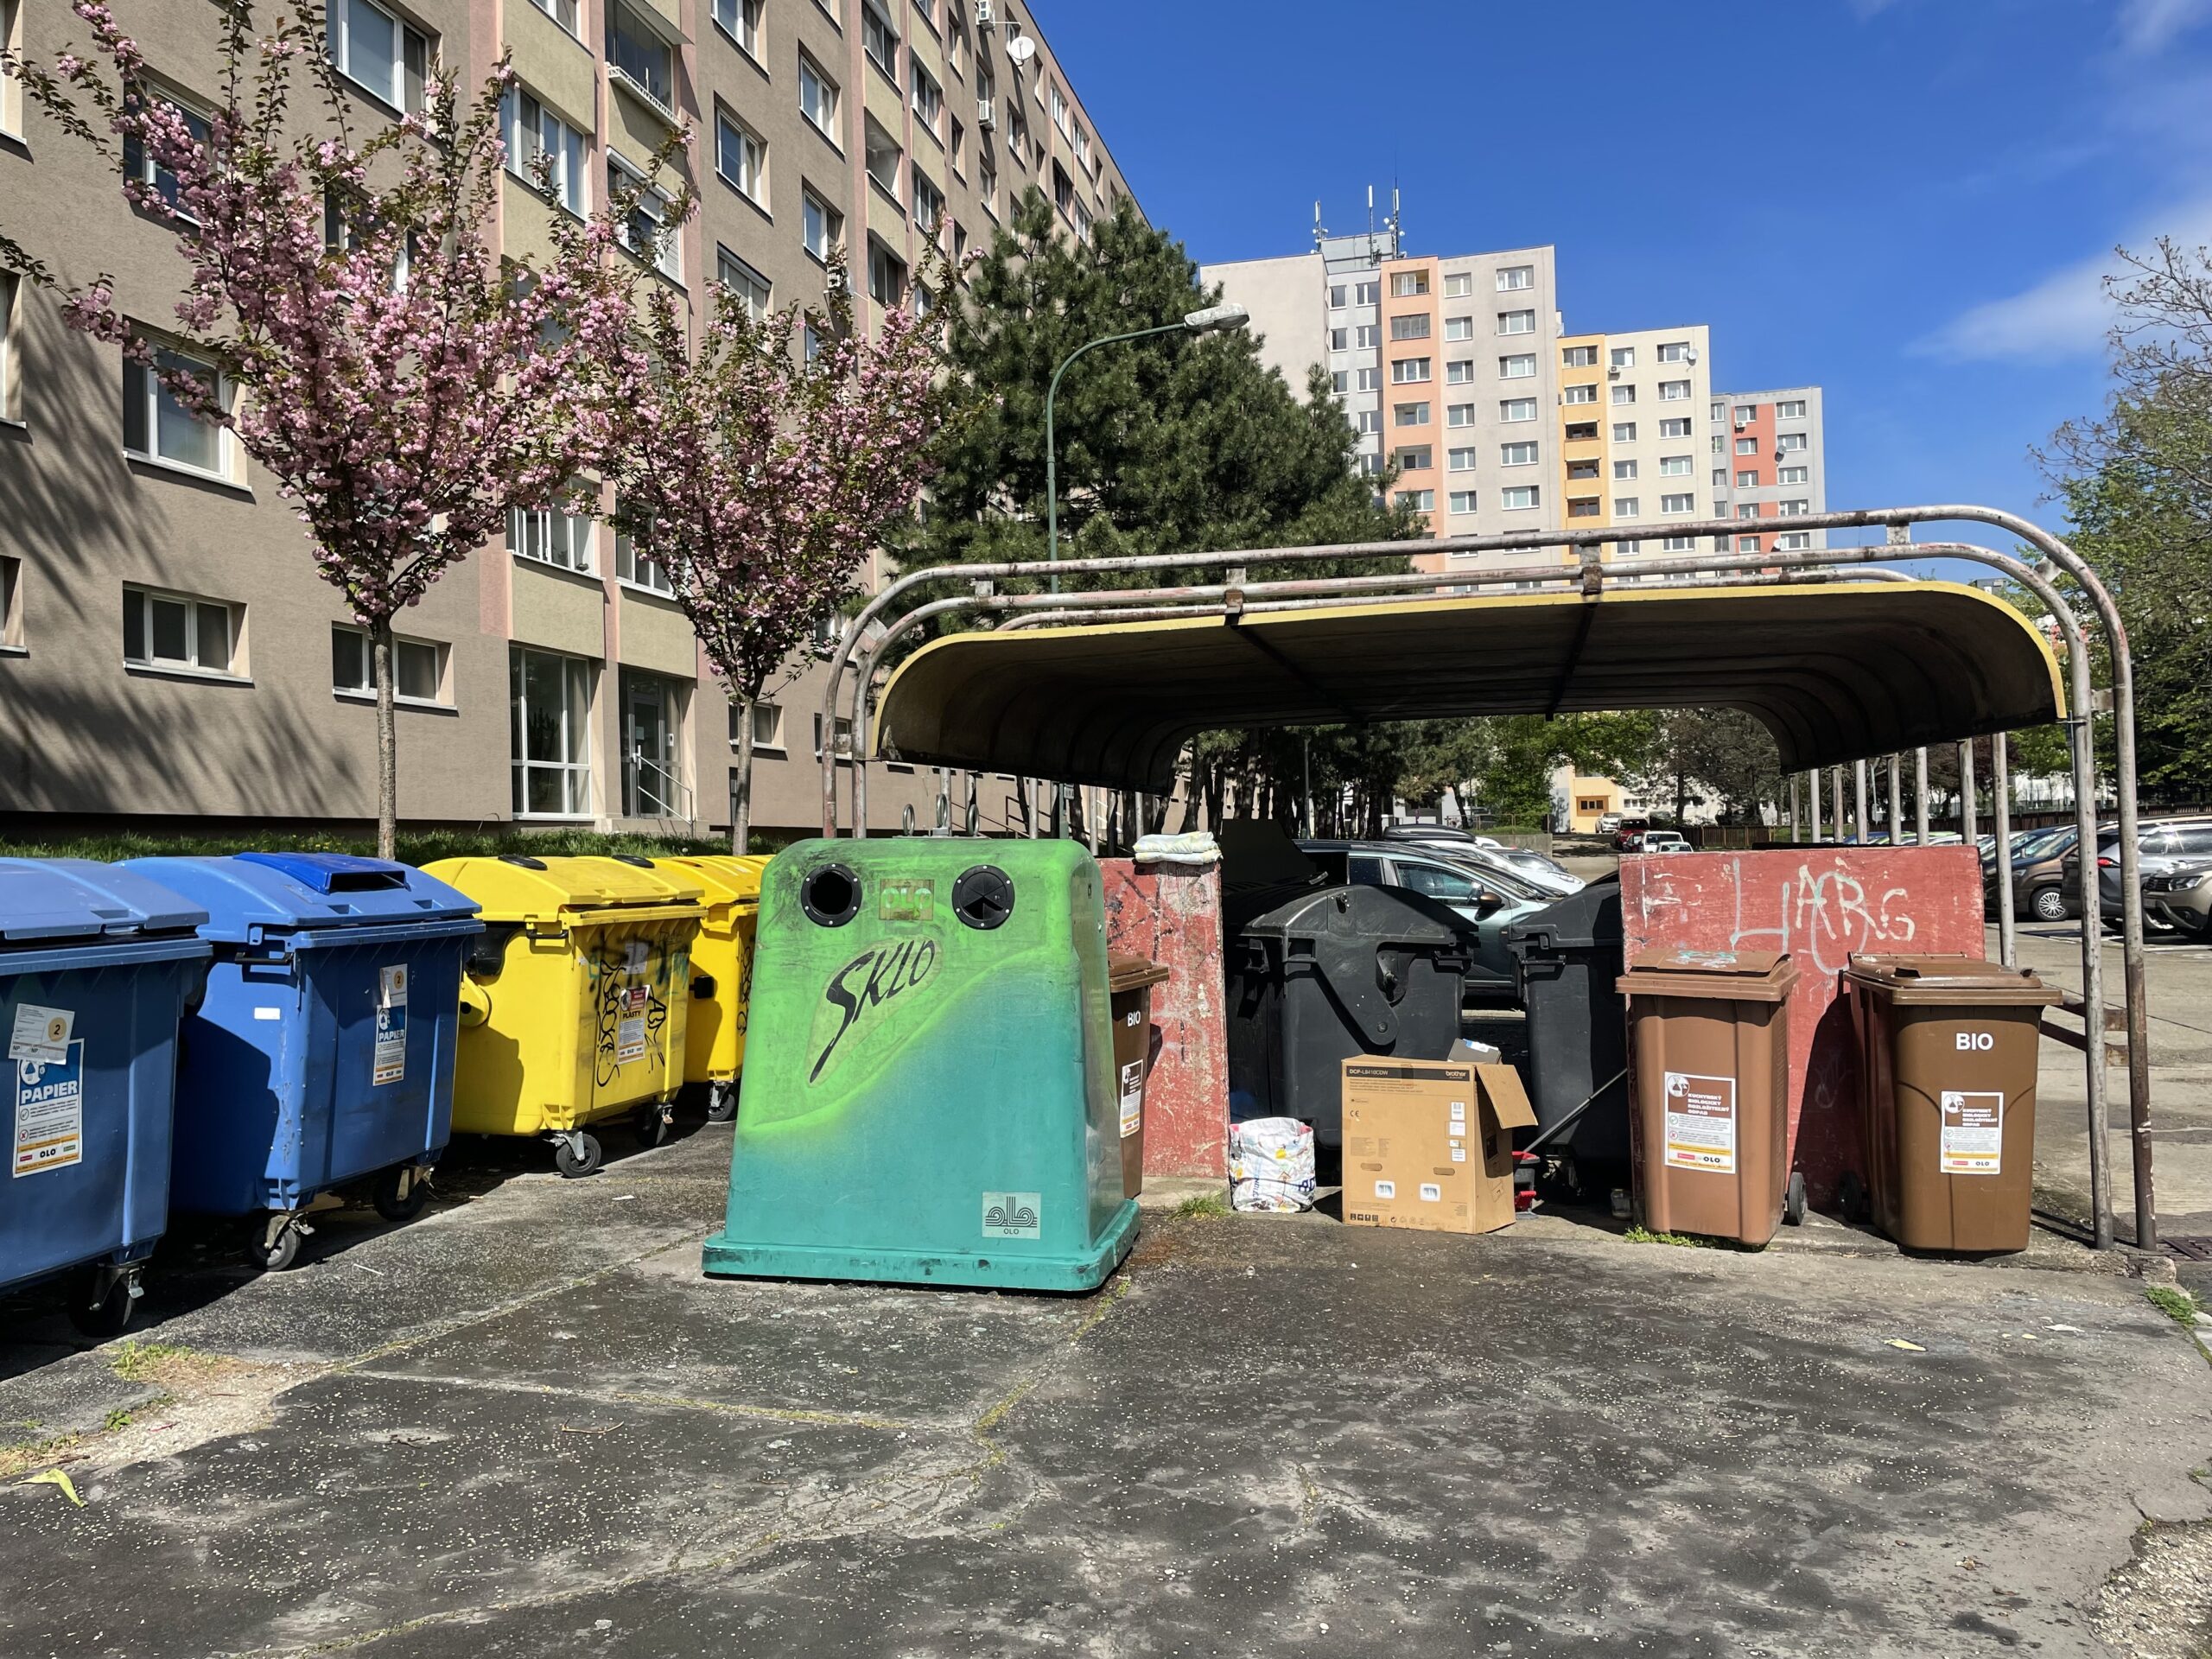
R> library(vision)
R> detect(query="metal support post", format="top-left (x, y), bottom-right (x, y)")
top-left (1888, 753), bottom-right (1904, 846)
top-left (1914, 747), bottom-right (1930, 844)
top-left (1959, 740), bottom-right (1978, 842)
top-left (1993, 736), bottom-right (2015, 968)
top-left (1855, 759), bottom-right (1870, 845)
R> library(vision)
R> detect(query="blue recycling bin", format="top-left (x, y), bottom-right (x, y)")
top-left (121, 854), bottom-right (481, 1271)
top-left (0, 860), bottom-right (211, 1336)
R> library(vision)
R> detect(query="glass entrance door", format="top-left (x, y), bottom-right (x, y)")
top-left (623, 672), bottom-right (680, 818)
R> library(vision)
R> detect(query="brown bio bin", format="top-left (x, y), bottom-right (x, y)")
top-left (1842, 955), bottom-right (2062, 1254)
top-left (1108, 954), bottom-right (1172, 1199)
top-left (1618, 948), bottom-right (1802, 1246)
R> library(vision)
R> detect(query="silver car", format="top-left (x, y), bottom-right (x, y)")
top-left (2146, 860), bottom-right (2212, 938)
top-left (1326, 846), bottom-right (1549, 992)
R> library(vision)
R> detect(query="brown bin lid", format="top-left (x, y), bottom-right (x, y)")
top-left (1616, 947), bottom-right (1800, 1002)
top-left (1843, 953), bottom-right (2063, 1007)
top-left (1108, 953), bottom-right (1172, 994)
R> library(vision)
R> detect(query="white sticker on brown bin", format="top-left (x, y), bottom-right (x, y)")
top-left (1118, 1060), bottom-right (1144, 1138)
top-left (1940, 1090), bottom-right (2004, 1175)
top-left (1663, 1071), bottom-right (1738, 1174)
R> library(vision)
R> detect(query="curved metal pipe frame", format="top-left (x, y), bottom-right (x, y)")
top-left (820, 508), bottom-right (2144, 1249)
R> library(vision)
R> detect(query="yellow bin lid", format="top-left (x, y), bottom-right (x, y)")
top-left (656, 854), bottom-right (772, 907)
top-left (423, 855), bottom-right (707, 925)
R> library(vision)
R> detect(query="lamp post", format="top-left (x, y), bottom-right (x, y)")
top-left (1045, 302), bottom-right (1249, 594)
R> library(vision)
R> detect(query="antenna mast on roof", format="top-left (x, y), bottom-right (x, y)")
top-left (1312, 200), bottom-right (1326, 251)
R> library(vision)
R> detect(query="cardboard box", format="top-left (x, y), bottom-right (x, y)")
top-left (1340, 1058), bottom-right (1538, 1235)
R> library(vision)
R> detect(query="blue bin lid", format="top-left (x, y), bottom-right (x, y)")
top-left (121, 854), bottom-right (480, 941)
top-left (0, 859), bottom-right (211, 944)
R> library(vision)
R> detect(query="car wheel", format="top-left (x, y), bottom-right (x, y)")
top-left (2030, 886), bottom-right (2069, 923)
top-left (2173, 910), bottom-right (2209, 938)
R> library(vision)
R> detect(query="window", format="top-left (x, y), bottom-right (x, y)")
top-left (715, 109), bottom-right (768, 207)
top-left (0, 556), bottom-right (18, 651)
top-left (1330, 284), bottom-right (1348, 309)
top-left (1356, 410), bottom-right (1382, 434)
top-left (1446, 360), bottom-right (1475, 385)
top-left (1733, 404), bottom-right (1757, 423)
top-left (800, 54), bottom-right (840, 140)
top-left (1659, 455), bottom-right (1693, 475)
top-left (1357, 454), bottom-right (1384, 477)
top-left (1391, 270), bottom-right (1429, 296)
top-left (1391, 357), bottom-right (1431, 384)
top-left (1611, 384), bottom-right (1634, 404)
top-left (1446, 403), bottom-right (1475, 427)
top-left (910, 58), bottom-right (943, 137)
top-left (1500, 397), bottom-right (1536, 422)
top-left (124, 346), bottom-right (227, 477)
top-left (1661, 493), bottom-right (1695, 513)
top-left (712, 0), bottom-right (760, 55)
top-left (1776, 531), bottom-right (1812, 550)
top-left (1357, 368), bottom-right (1381, 391)
top-left (1444, 272), bottom-right (1474, 297)
top-left (614, 516), bottom-right (673, 593)
top-left (1611, 422), bottom-right (1636, 443)
top-left (1448, 447), bottom-right (1478, 471)
top-left (1780, 499), bottom-right (1810, 516)
top-left (1501, 442), bottom-right (1538, 467)
top-left (864, 117), bottom-right (901, 199)
top-left (1612, 459), bottom-right (1637, 480)
top-left (1498, 353), bottom-right (1535, 378)
top-left (1659, 380), bottom-right (1690, 401)
top-left (1390, 314), bottom-right (1430, 340)
top-left (1662, 537), bottom-right (1696, 551)
top-left (1562, 383), bottom-right (1596, 404)
top-left (1395, 488), bottom-right (1433, 512)
top-left (1449, 490), bottom-right (1478, 513)
top-left (0, 0), bottom-right (16, 137)
top-left (1355, 325), bottom-right (1379, 349)
top-left (333, 626), bottom-right (445, 703)
top-left (1048, 78), bottom-right (1068, 137)
top-left (502, 87), bottom-right (586, 215)
top-left (1736, 469), bottom-right (1758, 488)
top-left (802, 188), bottom-right (842, 261)
top-left (1497, 309), bottom-right (1535, 335)
top-left (1562, 345), bottom-right (1596, 367)
top-left (0, 271), bottom-right (16, 423)
top-left (1331, 371), bottom-right (1350, 395)
top-left (716, 247), bottom-right (772, 321)
top-left (1737, 504), bottom-right (1762, 520)
top-left (1738, 535), bottom-right (1762, 552)
top-left (1777, 399), bottom-right (1807, 420)
top-left (1329, 327), bottom-right (1349, 352)
top-left (1613, 496), bottom-right (1640, 517)
top-left (1497, 265), bottom-right (1532, 291)
top-left (912, 169), bottom-right (944, 235)
top-left (811, 710), bottom-right (856, 760)
top-left (1777, 432), bottom-right (1808, 453)
top-left (1657, 340), bottom-right (1691, 363)
top-left (1444, 316), bottom-right (1474, 340)
top-left (1736, 436), bottom-right (1758, 455)
top-left (124, 587), bottom-right (238, 676)
top-left (328, 0), bottom-right (429, 112)
top-left (979, 153), bottom-right (997, 214)
top-left (1711, 435), bottom-right (1725, 454)
top-left (1502, 486), bottom-right (1539, 510)
top-left (1779, 464), bottom-right (1810, 485)
top-left (511, 647), bottom-right (594, 817)
top-left (610, 156), bottom-right (679, 277)
top-left (1660, 416), bottom-right (1691, 438)
top-left (737, 700), bottom-right (785, 752)
top-left (1356, 281), bottom-right (1379, 305)
top-left (1609, 346), bottom-right (1635, 370)
top-left (607, 1), bottom-right (675, 113)
top-left (124, 94), bottom-right (214, 219)
top-left (1567, 496), bottom-right (1599, 518)
top-left (1395, 446), bottom-right (1432, 471)
top-left (950, 118), bottom-right (964, 176)
top-left (510, 494), bottom-right (594, 570)
top-left (1393, 401), bottom-right (1430, 426)
top-left (1712, 468), bottom-right (1726, 487)
top-left (861, 0), bottom-right (899, 75)
top-left (1051, 159), bottom-right (1074, 217)
top-left (867, 238), bottom-right (906, 306)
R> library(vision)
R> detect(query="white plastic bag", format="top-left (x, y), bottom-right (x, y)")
top-left (1133, 831), bottom-right (1220, 868)
top-left (1230, 1116), bottom-right (1317, 1213)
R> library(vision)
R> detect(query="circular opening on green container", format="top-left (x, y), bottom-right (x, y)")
top-left (953, 865), bottom-right (1015, 931)
top-left (801, 863), bottom-right (861, 926)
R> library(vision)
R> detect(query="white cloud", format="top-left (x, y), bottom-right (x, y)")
top-left (1915, 197), bottom-right (2212, 362)
top-left (2118, 0), bottom-right (2212, 54)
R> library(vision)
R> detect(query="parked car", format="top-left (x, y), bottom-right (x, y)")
top-left (1299, 840), bottom-right (1548, 993)
top-left (1635, 832), bottom-right (1693, 855)
top-left (1382, 823), bottom-right (1504, 851)
top-left (2077, 817), bottom-right (2212, 931)
top-left (1378, 823), bottom-right (1582, 897)
top-left (2145, 858), bottom-right (2212, 938)
top-left (1611, 817), bottom-right (1652, 851)
top-left (1595, 813), bottom-right (1623, 836)
top-left (1986, 827), bottom-right (2080, 922)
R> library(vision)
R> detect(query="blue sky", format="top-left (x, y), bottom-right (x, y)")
top-left (1030, 0), bottom-right (2212, 538)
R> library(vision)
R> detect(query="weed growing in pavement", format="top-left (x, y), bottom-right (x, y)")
top-left (109, 1342), bottom-right (200, 1383)
top-left (1624, 1224), bottom-right (1714, 1249)
top-left (1173, 1193), bottom-right (1232, 1219)
top-left (2145, 1286), bottom-right (2200, 1326)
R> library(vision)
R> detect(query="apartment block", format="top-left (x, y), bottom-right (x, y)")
top-left (0, 0), bottom-right (1134, 839)
top-left (1556, 325), bottom-right (1714, 574)
top-left (1708, 386), bottom-right (1827, 556)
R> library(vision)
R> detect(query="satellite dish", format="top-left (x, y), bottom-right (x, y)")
top-left (1005, 33), bottom-right (1036, 64)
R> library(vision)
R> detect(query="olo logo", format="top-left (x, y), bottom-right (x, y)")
top-left (1955, 1031), bottom-right (1995, 1052)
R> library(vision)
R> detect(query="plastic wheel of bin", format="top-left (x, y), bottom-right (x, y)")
top-left (246, 1222), bottom-right (301, 1274)
top-left (705, 1081), bottom-right (738, 1123)
top-left (633, 1106), bottom-right (672, 1150)
top-left (67, 1270), bottom-right (135, 1341)
top-left (553, 1134), bottom-right (602, 1179)
top-left (372, 1165), bottom-right (430, 1224)
top-left (2031, 885), bottom-right (2069, 923)
top-left (1783, 1171), bottom-right (1808, 1227)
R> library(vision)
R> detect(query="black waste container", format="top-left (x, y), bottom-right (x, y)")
top-left (1225, 882), bottom-right (1473, 1146)
top-left (1503, 873), bottom-right (1629, 1183)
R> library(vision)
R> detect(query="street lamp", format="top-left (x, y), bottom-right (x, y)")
top-left (1044, 302), bottom-right (1249, 594)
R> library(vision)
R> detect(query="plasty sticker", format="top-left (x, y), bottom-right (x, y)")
top-left (1940, 1090), bottom-right (2004, 1175)
top-left (372, 965), bottom-right (408, 1086)
top-left (8, 1005), bottom-right (73, 1066)
top-left (982, 1192), bottom-right (1041, 1238)
top-left (14, 1046), bottom-right (83, 1177)
top-left (1663, 1071), bottom-right (1738, 1173)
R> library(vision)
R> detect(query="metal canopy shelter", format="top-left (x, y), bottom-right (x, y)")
top-left (870, 582), bottom-right (2064, 795)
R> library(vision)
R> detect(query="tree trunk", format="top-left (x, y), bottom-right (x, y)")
top-left (372, 622), bottom-right (399, 861)
top-left (730, 696), bottom-right (757, 855)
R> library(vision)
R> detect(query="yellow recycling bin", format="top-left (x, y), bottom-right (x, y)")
top-left (654, 855), bottom-right (771, 1122)
top-left (425, 855), bottom-right (706, 1177)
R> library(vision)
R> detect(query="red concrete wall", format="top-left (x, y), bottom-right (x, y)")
top-left (1617, 846), bottom-right (1984, 1202)
top-left (1100, 859), bottom-right (1230, 1179)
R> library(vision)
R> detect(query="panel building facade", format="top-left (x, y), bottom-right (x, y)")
top-left (0, 0), bottom-right (1134, 839)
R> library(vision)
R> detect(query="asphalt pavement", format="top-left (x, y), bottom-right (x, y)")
top-left (5, 1122), bottom-right (2212, 1658)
